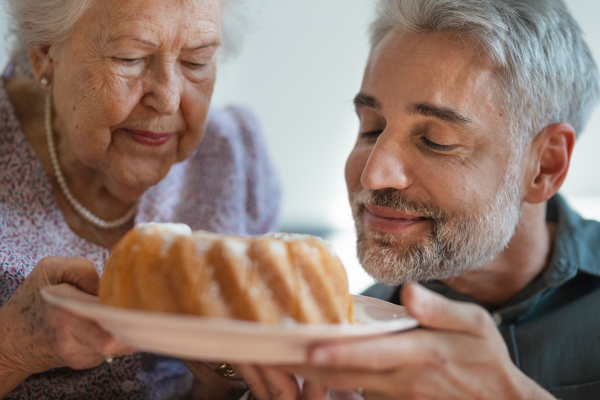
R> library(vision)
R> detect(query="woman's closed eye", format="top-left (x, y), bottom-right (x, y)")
top-left (115, 57), bottom-right (143, 65)
top-left (422, 137), bottom-right (457, 151)
top-left (182, 61), bottom-right (207, 70)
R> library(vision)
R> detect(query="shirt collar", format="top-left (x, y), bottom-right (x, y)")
top-left (553, 194), bottom-right (600, 278)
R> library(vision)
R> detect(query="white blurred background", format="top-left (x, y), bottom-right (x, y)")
top-left (0, 0), bottom-right (598, 294)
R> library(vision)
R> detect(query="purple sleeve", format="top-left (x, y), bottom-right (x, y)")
top-left (227, 106), bottom-right (281, 234)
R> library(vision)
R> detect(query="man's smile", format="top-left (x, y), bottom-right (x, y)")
top-left (364, 204), bottom-right (429, 233)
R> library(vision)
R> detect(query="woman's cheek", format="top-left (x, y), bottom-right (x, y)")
top-left (176, 112), bottom-right (208, 162)
top-left (101, 76), bottom-right (139, 114)
top-left (68, 110), bottom-right (111, 162)
top-left (175, 84), bottom-right (212, 156)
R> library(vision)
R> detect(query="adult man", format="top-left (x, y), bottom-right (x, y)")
top-left (257, 0), bottom-right (600, 399)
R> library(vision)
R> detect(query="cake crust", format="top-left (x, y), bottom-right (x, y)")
top-left (99, 224), bottom-right (354, 324)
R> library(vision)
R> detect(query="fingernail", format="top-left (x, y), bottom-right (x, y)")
top-left (310, 349), bottom-right (330, 365)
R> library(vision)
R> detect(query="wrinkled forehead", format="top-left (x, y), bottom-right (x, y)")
top-left (363, 30), bottom-right (505, 119)
top-left (81, 0), bottom-right (222, 44)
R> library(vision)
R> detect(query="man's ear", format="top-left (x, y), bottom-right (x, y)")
top-left (28, 44), bottom-right (54, 88)
top-left (523, 122), bottom-right (575, 204)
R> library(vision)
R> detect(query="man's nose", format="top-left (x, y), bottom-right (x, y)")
top-left (360, 133), bottom-right (412, 191)
top-left (142, 63), bottom-right (182, 116)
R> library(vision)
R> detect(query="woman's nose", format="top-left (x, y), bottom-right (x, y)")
top-left (142, 64), bottom-right (182, 115)
top-left (360, 133), bottom-right (412, 191)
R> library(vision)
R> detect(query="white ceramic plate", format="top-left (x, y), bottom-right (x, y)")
top-left (41, 284), bottom-right (418, 364)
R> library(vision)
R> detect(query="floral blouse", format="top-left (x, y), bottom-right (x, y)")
top-left (0, 79), bottom-right (281, 399)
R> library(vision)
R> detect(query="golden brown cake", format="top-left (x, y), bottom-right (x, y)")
top-left (99, 223), bottom-right (354, 324)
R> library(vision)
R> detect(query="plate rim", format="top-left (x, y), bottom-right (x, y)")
top-left (41, 285), bottom-right (419, 340)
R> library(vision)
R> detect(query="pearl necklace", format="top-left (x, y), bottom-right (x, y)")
top-left (45, 94), bottom-right (137, 229)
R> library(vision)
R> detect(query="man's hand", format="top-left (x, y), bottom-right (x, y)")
top-left (283, 282), bottom-right (556, 400)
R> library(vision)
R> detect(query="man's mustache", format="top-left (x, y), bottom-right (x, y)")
top-left (353, 188), bottom-right (448, 222)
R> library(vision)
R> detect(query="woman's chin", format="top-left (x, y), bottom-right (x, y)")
top-left (105, 163), bottom-right (174, 201)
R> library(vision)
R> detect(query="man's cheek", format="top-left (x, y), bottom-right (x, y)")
top-left (345, 148), bottom-right (369, 190)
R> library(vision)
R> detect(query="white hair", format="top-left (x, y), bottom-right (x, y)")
top-left (3, 0), bottom-right (254, 76)
top-left (369, 0), bottom-right (600, 141)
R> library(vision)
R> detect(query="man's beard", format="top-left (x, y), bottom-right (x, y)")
top-left (351, 164), bottom-right (523, 285)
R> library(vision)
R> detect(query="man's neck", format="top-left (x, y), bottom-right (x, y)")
top-left (441, 201), bottom-right (557, 307)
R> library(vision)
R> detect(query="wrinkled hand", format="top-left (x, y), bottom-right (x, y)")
top-left (0, 257), bottom-right (135, 384)
top-left (233, 364), bottom-right (332, 400)
top-left (184, 360), bottom-right (248, 400)
top-left (184, 361), bottom-right (318, 400)
top-left (283, 282), bottom-right (555, 400)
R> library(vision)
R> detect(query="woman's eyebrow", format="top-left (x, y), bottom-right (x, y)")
top-left (183, 41), bottom-right (220, 51)
top-left (107, 34), bottom-right (158, 48)
top-left (106, 34), bottom-right (219, 52)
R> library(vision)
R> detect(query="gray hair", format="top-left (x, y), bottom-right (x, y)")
top-left (3, 0), bottom-right (254, 77)
top-left (369, 0), bottom-right (600, 141)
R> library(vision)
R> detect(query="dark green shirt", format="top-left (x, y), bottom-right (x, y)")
top-left (362, 195), bottom-right (600, 399)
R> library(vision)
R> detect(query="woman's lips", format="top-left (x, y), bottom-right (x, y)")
top-left (364, 204), bottom-right (429, 233)
top-left (126, 129), bottom-right (174, 146)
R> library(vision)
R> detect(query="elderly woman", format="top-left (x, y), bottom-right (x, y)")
top-left (0, 0), bottom-right (280, 398)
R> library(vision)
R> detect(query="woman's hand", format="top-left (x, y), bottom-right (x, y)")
top-left (0, 256), bottom-right (134, 396)
top-left (233, 364), bottom-right (344, 400)
top-left (283, 283), bottom-right (556, 400)
top-left (185, 360), bottom-right (335, 400)
top-left (184, 360), bottom-right (248, 400)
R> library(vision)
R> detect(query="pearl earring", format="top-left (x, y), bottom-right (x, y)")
top-left (40, 75), bottom-right (50, 86)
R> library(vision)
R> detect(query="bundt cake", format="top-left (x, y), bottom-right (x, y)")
top-left (99, 223), bottom-right (354, 324)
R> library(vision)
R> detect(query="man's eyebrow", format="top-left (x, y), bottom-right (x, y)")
top-left (353, 95), bottom-right (472, 125)
top-left (353, 93), bottom-right (382, 110)
top-left (409, 103), bottom-right (472, 125)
